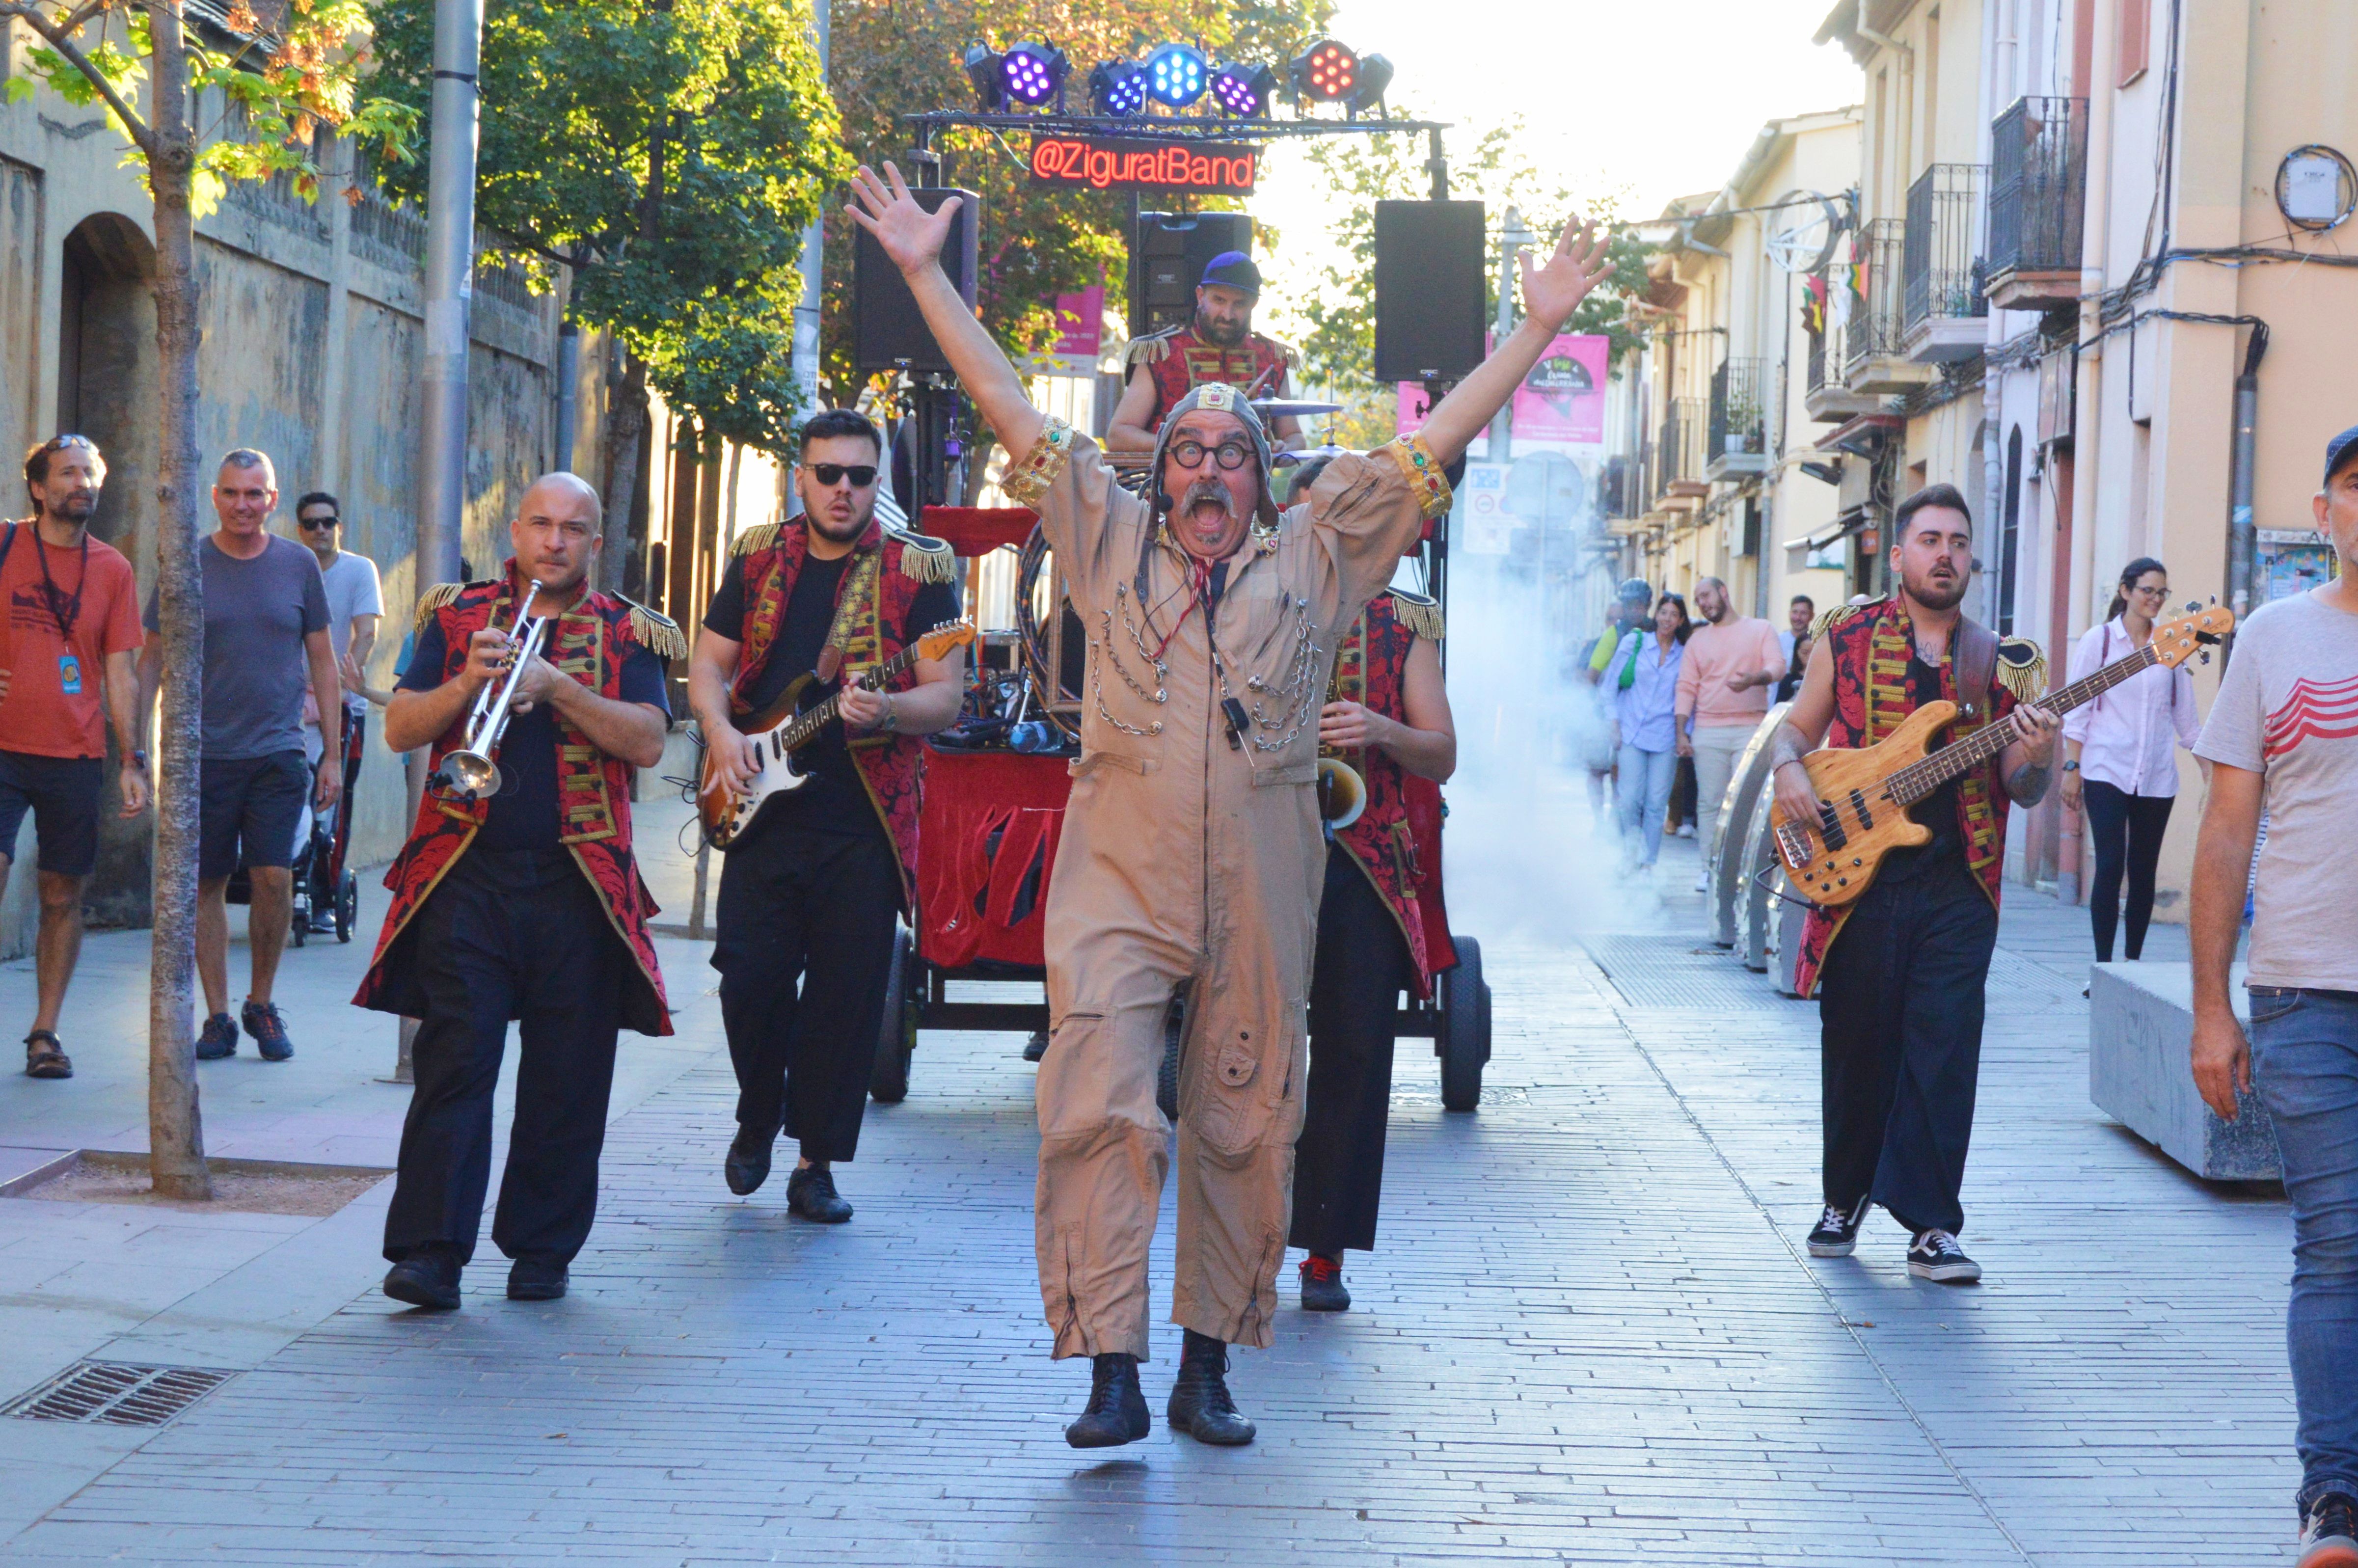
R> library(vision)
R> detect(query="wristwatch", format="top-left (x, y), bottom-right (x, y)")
top-left (130, 749), bottom-right (149, 770)
top-left (880, 693), bottom-right (898, 734)
top-left (2061, 759), bottom-right (2079, 772)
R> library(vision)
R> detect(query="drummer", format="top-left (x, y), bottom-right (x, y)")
top-left (1106, 252), bottom-right (1302, 455)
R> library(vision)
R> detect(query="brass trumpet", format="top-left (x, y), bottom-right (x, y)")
top-left (432, 581), bottom-right (550, 802)
top-left (1316, 754), bottom-right (1366, 830)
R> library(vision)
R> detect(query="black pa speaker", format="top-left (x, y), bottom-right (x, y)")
top-left (1373, 199), bottom-right (1487, 383)
top-left (854, 187), bottom-right (981, 373)
top-left (1129, 212), bottom-right (1253, 339)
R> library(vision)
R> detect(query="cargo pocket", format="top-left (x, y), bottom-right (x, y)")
top-left (1182, 1026), bottom-right (1279, 1157)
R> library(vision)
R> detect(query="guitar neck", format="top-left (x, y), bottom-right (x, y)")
top-left (777, 643), bottom-right (923, 751)
top-left (1886, 643), bottom-right (2159, 804)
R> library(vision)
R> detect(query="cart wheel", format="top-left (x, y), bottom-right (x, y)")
top-left (1155, 995), bottom-right (1185, 1123)
top-left (1439, 936), bottom-right (1486, 1112)
top-left (335, 870), bottom-right (357, 944)
top-left (869, 928), bottom-right (917, 1104)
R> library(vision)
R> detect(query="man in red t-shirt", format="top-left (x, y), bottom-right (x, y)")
top-left (0, 435), bottom-right (149, 1079)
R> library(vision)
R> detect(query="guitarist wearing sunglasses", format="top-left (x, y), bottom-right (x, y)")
top-left (1767, 485), bottom-right (2060, 1286)
top-left (686, 408), bottom-right (962, 1226)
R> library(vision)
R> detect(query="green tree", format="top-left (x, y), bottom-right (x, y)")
top-left (371, 0), bottom-right (846, 585)
top-left (0, 0), bottom-right (413, 1199)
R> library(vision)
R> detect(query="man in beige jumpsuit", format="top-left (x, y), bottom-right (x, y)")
top-left (850, 163), bottom-right (1612, 1448)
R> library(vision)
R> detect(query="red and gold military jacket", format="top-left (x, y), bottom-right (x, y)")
top-left (1127, 323), bottom-right (1294, 429)
top-left (353, 565), bottom-right (686, 1036)
top-left (1793, 596), bottom-right (2044, 999)
top-left (725, 517), bottom-right (956, 911)
top-left (1328, 587), bottom-right (1455, 998)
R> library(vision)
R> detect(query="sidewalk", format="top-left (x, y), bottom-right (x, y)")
top-left (0, 787), bottom-right (2303, 1565)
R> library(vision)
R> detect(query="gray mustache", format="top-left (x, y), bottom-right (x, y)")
top-left (1180, 479), bottom-right (1234, 515)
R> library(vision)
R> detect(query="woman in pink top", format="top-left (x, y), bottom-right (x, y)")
top-left (2060, 557), bottom-right (2204, 962)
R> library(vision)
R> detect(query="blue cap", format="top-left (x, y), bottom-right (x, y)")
top-left (1199, 250), bottom-right (1261, 295)
top-left (2328, 424), bottom-right (2358, 486)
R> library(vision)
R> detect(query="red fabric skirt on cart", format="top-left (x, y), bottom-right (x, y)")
top-left (916, 748), bottom-right (1071, 971)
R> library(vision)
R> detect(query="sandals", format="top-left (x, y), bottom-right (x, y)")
top-left (23, 1029), bottom-right (71, 1080)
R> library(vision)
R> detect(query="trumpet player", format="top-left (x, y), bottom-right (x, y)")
top-left (360, 472), bottom-right (684, 1311)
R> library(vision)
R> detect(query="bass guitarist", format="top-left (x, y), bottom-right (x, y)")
top-left (687, 408), bottom-right (963, 1224)
top-left (1767, 484), bottom-right (2059, 1285)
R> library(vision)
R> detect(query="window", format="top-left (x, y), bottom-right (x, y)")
top-left (2116, 0), bottom-right (2150, 85)
top-left (1999, 427), bottom-right (2024, 635)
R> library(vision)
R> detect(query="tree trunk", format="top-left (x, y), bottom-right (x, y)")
top-left (598, 353), bottom-right (648, 594)
top-left (144, 1), bottom-right (209, 1201)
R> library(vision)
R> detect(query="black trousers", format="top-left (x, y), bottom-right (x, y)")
top-left (383, 847), bottom-right (625, 1267)
top-left (1817, 856), bottom-right (1997, 1238)
top-left (1291, 846), bottom-right (1413, 1257)
top-left (2081, 780), bottom-right (2173, 963)
top-left (712, 822), bottom-right (899, 1163)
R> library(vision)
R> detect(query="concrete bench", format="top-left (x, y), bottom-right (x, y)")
top-left (2089, 962), bottom-right (2280, 1181)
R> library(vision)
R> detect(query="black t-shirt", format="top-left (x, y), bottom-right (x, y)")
top-left (1883, 649), bottom-right (1966, 881)
top-left (400, 615), bottom-right (672, 852)
top-left (703, 552), bottom-right (960, 838)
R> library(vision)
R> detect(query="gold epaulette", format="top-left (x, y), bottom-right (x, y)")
top-left (619, 597), bottom-right (687, 662)
top-left (888, 526), bottom-right (958, 584)
top-left (1263, 333), bottom-right (1301, 367)
top-left (411, 581), bottom-right (465, 636)
top-left (1385, 586), bottom-right (1444, 642)
top-left (1809, 594), bottom-right (1885, 641)
top-left (1997, 635), bottom-right (2048, 704)
top-left (730, 521), bottom-right (781, 559)
top-left (1119, 326), bottom-right (1182, 366)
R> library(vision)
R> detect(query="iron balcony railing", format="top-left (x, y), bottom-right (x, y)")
top-left (1655, 397), bottom-right (1708, 493)
top-left (1988, 96), bottom-right (2088, 278)
top-left (1903, 164), bottom-right (1989, 327)
top-left (1845, 218), bottom-right (1910, 371)
top-left (1709, 357), bottom-right (1769, 461)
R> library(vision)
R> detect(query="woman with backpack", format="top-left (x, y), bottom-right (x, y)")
top-left (1604, 591), bottom-right (1690, 871)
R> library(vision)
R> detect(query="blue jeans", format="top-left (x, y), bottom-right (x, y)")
top-left (2250, 985), bottom-right (2358, 1513)
top-left (1616, 743), bottom-right (1678, 866)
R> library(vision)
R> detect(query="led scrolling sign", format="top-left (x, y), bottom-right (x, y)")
top-left (1028, 135), bottom-right (1260, 195)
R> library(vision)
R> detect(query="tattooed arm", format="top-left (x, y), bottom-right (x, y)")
top-left (2000, 702), bottom-right (2062, 806)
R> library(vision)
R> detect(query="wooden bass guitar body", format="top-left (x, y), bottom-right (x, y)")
top-left (1770, 701), bottom-right (1956, 908)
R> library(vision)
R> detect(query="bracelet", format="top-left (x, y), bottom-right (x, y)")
top-left (1000, 419), bottom-right (1075, 507)
top-left (881, 692), bottom-right (898, 734)
top-left (1381, 433), bottom-right (1454, 519)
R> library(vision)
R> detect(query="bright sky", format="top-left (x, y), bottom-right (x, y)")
top-left (1251, 0), bottom-right (1864, 317)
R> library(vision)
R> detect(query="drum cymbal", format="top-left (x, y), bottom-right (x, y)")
top-left (1250, 399), bottom-right (1344, 420)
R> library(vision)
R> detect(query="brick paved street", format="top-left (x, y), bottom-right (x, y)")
top-left (0, 789), bottom-right (2305, 1566)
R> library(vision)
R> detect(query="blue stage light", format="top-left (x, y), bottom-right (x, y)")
top-left (1088, 59), bottom-right (1149, 117)
top-left (1145, 43), bottom-right (1208, 108)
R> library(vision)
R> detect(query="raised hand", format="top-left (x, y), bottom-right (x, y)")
top-left (844, 163), bottom-right (962, 279)
top-left (1519, 215), bottom-right (1615, 333)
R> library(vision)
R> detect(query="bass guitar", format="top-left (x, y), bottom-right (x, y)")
top-left (1771, 603), bottom-right (2232, 907)
top-left (699, 620), bottom-right (976, 848)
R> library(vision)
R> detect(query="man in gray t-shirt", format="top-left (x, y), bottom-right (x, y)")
top-left (2190, 423), bottom-right (2358, 1558)
top-left (136, 449), bottom-right (342, 1064)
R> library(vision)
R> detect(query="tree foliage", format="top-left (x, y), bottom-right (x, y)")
top-left (372, 0), bottom-right (847, 451)
top-left (820, 0), bottom-right (1333, 396)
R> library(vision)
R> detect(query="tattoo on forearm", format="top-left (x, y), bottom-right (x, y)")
top-left (1769, 726), bottom-right (1809, 773)
top-left (2005, 761), bottom-right (2052, 806)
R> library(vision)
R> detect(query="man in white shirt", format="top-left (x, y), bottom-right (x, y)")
top-left (296, 491), bottom-right (382, 931)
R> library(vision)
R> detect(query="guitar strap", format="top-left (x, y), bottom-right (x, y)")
top-left (1953, 618), bottom-right (1998, 723)
top-left (813, 548), bottom-right (881, 685)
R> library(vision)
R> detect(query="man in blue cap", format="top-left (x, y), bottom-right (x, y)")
top-left (1107, 249), bottom-right (1304, 455)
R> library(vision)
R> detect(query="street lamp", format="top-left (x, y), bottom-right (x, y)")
top-left (1490, 206), bottom-right (1536, 461)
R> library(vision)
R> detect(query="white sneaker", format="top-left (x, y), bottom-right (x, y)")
top-left (1906, 1229), bottom-right (1982, 1284)
top-left (1692, 872), bottom-right (1710, 892)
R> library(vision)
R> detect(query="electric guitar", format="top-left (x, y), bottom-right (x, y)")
top-left (1771, 604), bottom-right (2233, 907)
top-left (699, 620), bottom-right (976, 848)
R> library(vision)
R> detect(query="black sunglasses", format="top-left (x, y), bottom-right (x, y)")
top-left (298, 514), bottom-right (340, 530)
top-left (808, 463), bottom-right (877, 488)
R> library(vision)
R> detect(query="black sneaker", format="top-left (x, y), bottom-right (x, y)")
top-left (786, 1164), bottom-right (853, 1224)
top-left (2300, 1493), bottom-right (2358, 1568)
top-left (1807, 1197), bottom-right (1870, 1258)
top-left (194, 1012), bottom-right (239, 1060)
top-left (383, 1247), bottom-right (463, 1311)
top-left (724, 1124), bottom-right (774, 1195)
top-left (507, 1257), bottom-right (569, 1301)
top-left (241, 1000), bottom-right (293, 1061)
top-left (1906, 1229), bottom-right (1983, 1284)
top-left (1298, 1254), bottom-right (1351, 1311)
top-left (1064, 1352), bottom-right (1149, 1448)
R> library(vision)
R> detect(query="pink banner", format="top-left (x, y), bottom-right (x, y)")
top-left (1511, 333), bottom-right (1607, 447)
top-left (1052, 285), bottom-right (1106, 359)
top-left (1395, 381), bottom-right (1436, 436)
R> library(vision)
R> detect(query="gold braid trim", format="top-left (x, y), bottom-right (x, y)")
top-left (1996, 636), bottom-right (2049, 705)
top-left (1809, 594), bottom-right (1884, 642)
top-left (411, 581), bottom-right (465, 636)
top-left (1386, 587), bottom-right (1444, 642)
top-left (620, 598), bottom-right (687, 662)
top-left (1380, 433), bottom-right (1453, 520)
top-left (889, 527), bottom-right (958, 584)
top-left (1119, 329), bottom-right (1179, 365)
top-left (1000, 419), bottom-right (1075, 508)
top-left (730, 522), bottom-right (781, 559)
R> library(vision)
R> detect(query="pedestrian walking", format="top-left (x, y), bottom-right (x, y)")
top-left (136, 449), bottom-right (341, 1062)
top-left (0, 435), bottom-right (148, 1079)
top-left (1603, 591), bottom-right (1687, 871)
top-left (2189, 425), bottom-right (2358, 1568)
top-left (2060, 556), bottom-right (2204, 963)
top-left (364, 473), bottom-right (681, 1310)
top-left (1581, 578), bottom-right (1653, 824)
top-left (1769, 485), bottom-right (2058, 1284)
top-left (294, 491), bottom-right (382, 933)
top-left (1676, 576), bottom-right (1785, 889)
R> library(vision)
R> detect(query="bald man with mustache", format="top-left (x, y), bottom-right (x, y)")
top-left (358, 472), bottom-right (686, 1311)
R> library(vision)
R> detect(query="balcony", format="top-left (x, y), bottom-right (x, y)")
top-left (1707, 358), bottom-right (1770, 480)
top-left (1844, 218), bottom-right (1934, 395)
top-left (1804, 321), bottom-right (1879, 420)
top-left (1902, 164), bottom-right (1989, 363)
top-left (1655, 398), bottom-right (1708, 502)
top-left (1986, 96), bottom-right (2088, 312)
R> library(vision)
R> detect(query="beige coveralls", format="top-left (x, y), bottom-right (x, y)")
top-left (1013, 423), bottom-right (1430, 1358)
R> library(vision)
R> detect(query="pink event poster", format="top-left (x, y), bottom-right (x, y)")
top-left (1510, 333), bottom-right (1607, 447)
top-left (1395, 381), bottom-right (1436, 435)
top-left (1052, 285), bottom-right (1106, 359)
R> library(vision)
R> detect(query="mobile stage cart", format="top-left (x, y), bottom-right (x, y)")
top-left (867, 502), bottom-right (1492, 1113)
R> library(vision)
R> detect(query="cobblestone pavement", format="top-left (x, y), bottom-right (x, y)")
top-left (0, 794), bottom-right (2302, 1566)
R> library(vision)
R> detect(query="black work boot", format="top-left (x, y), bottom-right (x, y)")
top-left (1166, 1328), bottom-right (1256, 1446)
top-left (724, 1123), bottom-right (775, 1195)
top-left (1063, 1352), bottom-right (1149, 1448)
